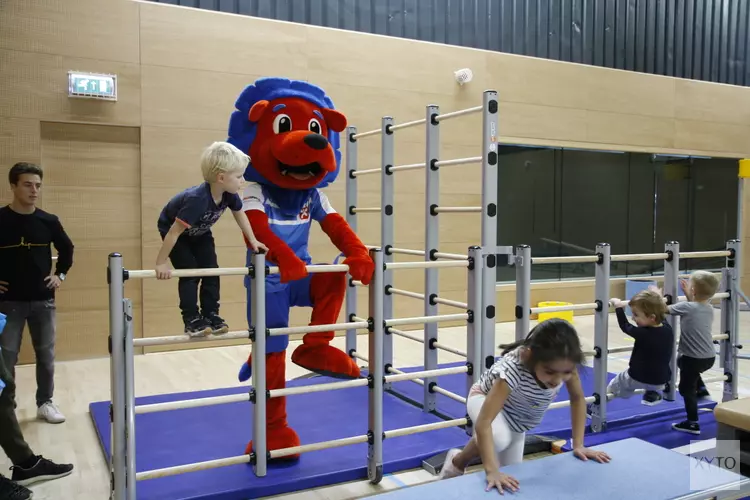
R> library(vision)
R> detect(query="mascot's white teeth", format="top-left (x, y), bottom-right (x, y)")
top-left (281, 169), bottom-right (314, 180)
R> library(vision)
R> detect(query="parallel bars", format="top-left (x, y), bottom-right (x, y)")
top-left (513, 239), bottom-right (742, 431)
top-left (107, 234), bottom-right (489, 498)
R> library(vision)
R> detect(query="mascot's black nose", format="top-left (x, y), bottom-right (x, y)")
top-left (304, 133), bottom-right (328, 151)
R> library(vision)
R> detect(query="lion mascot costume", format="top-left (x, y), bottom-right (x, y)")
top-left (226, 77), bottom-right (374, 459)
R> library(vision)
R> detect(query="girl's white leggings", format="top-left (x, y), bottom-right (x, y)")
top-left (467, 394), bottom-right (526, 466)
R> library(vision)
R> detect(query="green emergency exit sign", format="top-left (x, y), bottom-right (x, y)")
top-left (68, 71), bottom-right (117, 101)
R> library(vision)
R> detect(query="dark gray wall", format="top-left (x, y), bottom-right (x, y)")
top-left (151, 0), bottom-right (750, 86)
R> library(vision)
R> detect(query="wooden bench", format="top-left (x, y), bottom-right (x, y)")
top-left (714, 397), bottom-right (750, 477)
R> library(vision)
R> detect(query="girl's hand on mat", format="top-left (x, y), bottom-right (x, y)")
top-left (0, 280), bottom-right (7, 293)
top-left (485, 470), bottom-right (519, 494)
top-left (573, 446), bottom-right (611, 464)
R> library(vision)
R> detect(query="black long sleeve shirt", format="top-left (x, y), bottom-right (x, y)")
top-left (0, 206), bottom-right (74, 301)
top-left (615, 308), bottom-right (674, 385)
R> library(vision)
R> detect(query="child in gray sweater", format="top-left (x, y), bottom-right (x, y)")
top-left (668, 270), bottom-right (720, 435)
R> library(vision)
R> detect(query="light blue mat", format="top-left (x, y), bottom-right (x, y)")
top-left (363, 438), bottom-right (750, 499)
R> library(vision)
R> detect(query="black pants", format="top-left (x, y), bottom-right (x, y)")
top-left (165, 231), bottom-right (220, 320)
top-left (678, 355), bottom-right (715, 422)
top-left (0, 348), bottom-right (35, 465)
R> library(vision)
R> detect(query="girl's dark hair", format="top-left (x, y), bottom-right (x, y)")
top-left (498, 318), bottom-right (585, 368)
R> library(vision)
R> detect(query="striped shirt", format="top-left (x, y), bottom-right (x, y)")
top-left (469, 347), bottom-right (563, 433)
top-left (242, 182), bottom-right (336, 266)
top-left (242, 182), bottom-right (336, 292)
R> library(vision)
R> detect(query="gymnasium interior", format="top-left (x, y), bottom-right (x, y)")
top-left (2, 1), bottom-right (750, 499)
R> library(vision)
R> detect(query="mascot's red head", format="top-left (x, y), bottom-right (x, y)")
top-left (227, 78), bottom-right (347, 191)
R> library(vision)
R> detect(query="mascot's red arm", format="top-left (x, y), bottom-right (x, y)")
top-left (243, 209), bottom-right (373, 285)
top-left (243, 209), bottom-right (308, 282)
top-left (319, 213), bottom-right (374, 285)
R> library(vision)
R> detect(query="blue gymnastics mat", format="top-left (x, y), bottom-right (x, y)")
top-left (88, 373), bottom-right (469, 500)
top-left (559, 406), bottom-right (719, 453)
top-left (362, 438), bottom-right (750, 499)
top-left (388, 362), bottom-right (716, 439)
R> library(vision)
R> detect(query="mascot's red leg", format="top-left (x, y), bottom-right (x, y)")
top-left (244, 351), bottom-right (301, 460)
top-left (291, 272), bottom-right (360, 379)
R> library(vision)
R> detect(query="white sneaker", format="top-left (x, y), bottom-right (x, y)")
top-left (438, 448), bottom-right (465, 480)
top-left (37, 401), bottom-right (65, 424)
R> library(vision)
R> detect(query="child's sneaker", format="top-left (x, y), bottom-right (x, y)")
top-left (184, 315), bottom-right (211, 337)
top-left (641, 390), bottom-right (663, 406)
top-left (672, 420), bottom-right (700, 435)
top-left (696, 386), bottom-right (710, 398)
top-left (206, 313), bottom-right (229, 335)
top-left (10, 456), bottom-right (73, 486)
top-left (438, 448), bottom-right (465, 480)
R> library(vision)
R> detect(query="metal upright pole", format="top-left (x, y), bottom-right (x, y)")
top-left (381, 117), bottom-right (395, 383)
top-left (345, 126), bottom-right (359, 359)
top-left (251, 251), bottom-right (267, 477)
top-left (466, 246), bottom-right (484, 396)
top-left (719, 266), bottom-right (731, 392)
top-left (664, 241), bottom-right (680, 402)
top-left (480, 90), bottom-right (500, 372)
top-left (736, 160), bottom-right (747, 279)
top-left (515, 245), bottom-right (531, 342)
top-left (107, 253), bottom-right (126, 500)
top-left (368, 248), bottom-right (384, 484)
top-left (424, 104), bottom-right (440, 413)
top-left (719, 264), bottom-right (728, 371)
top-left (590, 243), bottom-right (610, 433)
top-left (724, 239), bottom-right (741, 401)
top-left (123, 298), bottom-right (136, 500)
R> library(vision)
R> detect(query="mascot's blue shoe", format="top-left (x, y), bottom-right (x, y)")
top-left (238, 362), bottom-right (252, 382)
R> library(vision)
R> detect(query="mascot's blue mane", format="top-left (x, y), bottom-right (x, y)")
top-left (227, 77), bottom-right (342, 189)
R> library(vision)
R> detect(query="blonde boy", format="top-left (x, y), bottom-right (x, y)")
top-left (154, 142), bottom-right (266, 336)
top-left (668, 271), bottom-right (720, 435)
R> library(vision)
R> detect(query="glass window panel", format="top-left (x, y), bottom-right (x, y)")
top-left (626, 153), bottom-right (657, 276)
top-left (496, 146), bottom-right (558, 282)
top-left (559, 150), bottom-right (630, 280)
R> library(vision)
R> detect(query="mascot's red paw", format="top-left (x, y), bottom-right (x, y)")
top-left (245, 425), bottom-right (301, 461)
top-left (343, 253), bottom-right (375, 285)
top-left (291, 344), bottom-right (361, 379)
top-left (276, 253), bottom-right (309, 283)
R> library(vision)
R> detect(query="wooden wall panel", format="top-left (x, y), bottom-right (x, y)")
top-left (304, 26), bottom-right (490, 97)
top-left (486, 56), bottom-right (676, 118)
top-left (139, 3), bottom-right (309, 79)
top-left (0, 49), bottom-right (141, 125)
top-left (140, 65), bottom-right (256, 130)
top-left (674, 79), bottom-right (750, 126)
top-left (674, 120), bottom-right (750, 156)
top-left (0, 118), bottom-right (41, 204)
top-left (0, 0), bottom-right (140, 63)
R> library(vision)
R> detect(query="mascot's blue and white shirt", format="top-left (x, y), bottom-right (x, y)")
top-left (242, 182), bottom-right (337, 268)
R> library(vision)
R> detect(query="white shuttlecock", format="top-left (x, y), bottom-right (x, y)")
top-left (454, 68), bottom-right (473, 85)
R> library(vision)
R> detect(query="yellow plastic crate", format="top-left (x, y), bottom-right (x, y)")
top-left (537, 301), bottom-right (574, 323)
